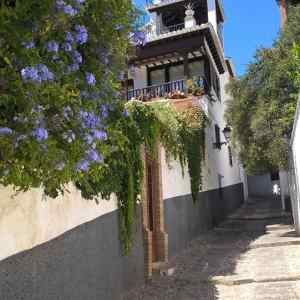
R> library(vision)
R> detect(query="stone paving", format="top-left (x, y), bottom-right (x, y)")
top-left (124, 198), bottom-right (300, 300)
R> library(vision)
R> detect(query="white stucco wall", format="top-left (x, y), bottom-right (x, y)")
top-left (207, 0), bottom-right (217, 32)
top-left (161, 70), bottom-right (243, 200)
top-left (290, 97), bottom-right (300, 234)
top-left (0, 185), bottom-right (117, 262)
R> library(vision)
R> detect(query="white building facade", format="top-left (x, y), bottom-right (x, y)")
top-left (128, 0), bottom-right (247, 273)
top-left (0, 1), bottom-right (247, 299)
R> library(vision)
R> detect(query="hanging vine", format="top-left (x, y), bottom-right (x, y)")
top-left (179, 106), bottom-right (208, 202)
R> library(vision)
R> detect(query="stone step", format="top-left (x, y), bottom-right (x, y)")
top-left (217, 219), bottom-right (267, 232)
top-left (210, 274), bottom-right (300, 286)
top-left (227, 211), bottom-right (292, 221)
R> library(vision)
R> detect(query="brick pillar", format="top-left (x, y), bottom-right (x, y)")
top-left (277, 0), bottom-right (288, 27)
top-left (153, 140), bottom-right (168, 263)
top-left (140, 142), bottom-right (169, 279)
top-left (140, 146), bottom-right (153, 278)
top-left (143, 228), bottom-right (153, 278)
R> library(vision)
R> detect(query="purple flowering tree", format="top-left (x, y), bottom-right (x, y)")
top-left (0, 0), bottom-right (135, 194)
top-left (0, 0), bottom-right (151, 253)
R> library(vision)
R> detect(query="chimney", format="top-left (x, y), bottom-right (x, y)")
top-left (277, 0), bottom-right (288, 27)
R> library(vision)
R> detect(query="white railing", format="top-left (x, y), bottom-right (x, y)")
top-left (144, 22), bottom-right (185, 41)
top-left (146, 0), bottom-right (185, 9)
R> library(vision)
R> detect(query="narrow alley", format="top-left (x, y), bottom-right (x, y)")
top-left (124, 198), bottom-right (300, 300)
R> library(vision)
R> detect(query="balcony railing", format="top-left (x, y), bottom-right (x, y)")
top-left (127, 76), bottom-right (209, 101)
top-left (145, 22), bottom-right (186, 40)
top-left (128, 79), bottom-right (185, 101)
top-left (146, 0), bottom-right (185, 8)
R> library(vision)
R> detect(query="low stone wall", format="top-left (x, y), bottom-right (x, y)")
top-left (164, 183), bottom-right (244, 257)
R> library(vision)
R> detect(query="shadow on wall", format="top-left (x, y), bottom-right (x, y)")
top-left (0, 208), bottom-right (145, 300)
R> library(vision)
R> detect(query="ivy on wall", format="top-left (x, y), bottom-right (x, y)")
top-left (179, 107), bottom-right (208, 202)
top-left (0, 0), bottom-right (208, 254)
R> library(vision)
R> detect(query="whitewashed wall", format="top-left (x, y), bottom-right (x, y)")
top-left (290, 96), bottom-right (300, 235)
top-left (161, 69), bottom-right (243, 200)
top-left (0, 185), bottom-right (117, 262)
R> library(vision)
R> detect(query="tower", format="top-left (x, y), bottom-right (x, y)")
top-left (128, 0), bottom-right (226, 101)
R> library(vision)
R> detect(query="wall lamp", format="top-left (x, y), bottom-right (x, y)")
top-left (213, 125), bottom-right (232, 149)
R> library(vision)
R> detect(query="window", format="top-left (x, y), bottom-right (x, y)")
top-left (169, 64), bottom-right (184, 82)
top-left (149, 68), bottom-right (165, 86)
top-left (215, 125), bottom-right (221, 149)
top-left (189, 60), bottom-right (205, 78)
top-left (228, 146), bottom-right (233, 167)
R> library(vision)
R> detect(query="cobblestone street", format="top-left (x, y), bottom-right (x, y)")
top-left (124, 198), bottom-right (300, 300)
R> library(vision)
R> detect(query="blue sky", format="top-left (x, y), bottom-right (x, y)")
top-left (134, 0), bottom-right (281, 76)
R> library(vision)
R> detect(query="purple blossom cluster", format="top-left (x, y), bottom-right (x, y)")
top-left (65, 31), bottom-right (74, 43)
top-left (99, 104), bottom-right (109, 118)
top-left (87, 149), bottom-right (102, 162)
top-left (73, 50), bottom-right (83, 64)
top-left (15, 0), bottom-right (121, 178)
top-left (62, 42), bottom-right (72, 52)
top-left (80, 111), bottom-right (102, 129)
top-left (74, 25), bottom-right (88, 45)
top-left (0, 127), bottom-right (13, 135)
top-left (56, 0), bottom-right (85, 17)
top-left (46, 40), bottom-right (59, 53)
top-left (85, 72), bottom-right (96, 86)
top-left (130, 31), bottom-right (147, 47)
top-left (76, 148), bottom-right (103, 172)
top-left (23, 41), bottom-right (35, 49)
top-left (21, 64), bottom-right (54, 83)
top-left (123, 108), bottom-right (129, 118)
top-left (92, 130), bottom-right (107, 141)
top-left (63, 26), bottom-right (88, 73)
top-left (32, 127), bottom-right (48, 142)
top-left (76, 159), bottom-right (89, 172)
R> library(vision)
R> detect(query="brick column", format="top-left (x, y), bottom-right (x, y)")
top-left (153, 140), bottom-right (168, 263)
top-left (140, 146), bottom-right (153, 278)
top-left (140, 142), bottom-right (168, 278)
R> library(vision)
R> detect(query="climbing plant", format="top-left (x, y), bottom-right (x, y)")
top-left (126, 100), bottom-right (208, 204)
top-left (179, 107), bottom-right (208, 202)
